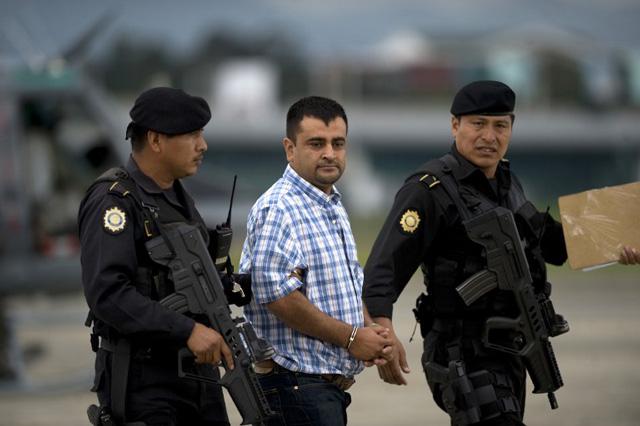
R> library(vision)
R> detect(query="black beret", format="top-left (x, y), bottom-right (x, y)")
top-left (450, 80), bottom-right (515, 116)
top-left (126, 87), bottom-right (211, 138)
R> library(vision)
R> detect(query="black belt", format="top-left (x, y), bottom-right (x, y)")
top-left (100, 337), bottom-right (180, 362)
top-left (256, 360), bottom-right (355, 391)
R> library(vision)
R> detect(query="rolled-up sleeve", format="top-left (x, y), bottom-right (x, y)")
top-left (242, 205), bottom-right (306, 304)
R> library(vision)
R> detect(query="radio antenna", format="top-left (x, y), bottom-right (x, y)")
top-left (225, 175), bottom-right (237, 227)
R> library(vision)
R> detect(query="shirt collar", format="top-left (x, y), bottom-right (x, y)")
top-left (283, 164), bottom-right (341, 206)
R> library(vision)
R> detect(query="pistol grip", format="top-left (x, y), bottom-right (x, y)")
top-left (482, 316), bottom-right (528, 356)
top-left (177, 348), bottom-right (221, 384)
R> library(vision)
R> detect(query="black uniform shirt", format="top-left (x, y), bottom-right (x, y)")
top-left (363, 145), bottom-right (565, 319)
top-left (78, 157), bottom-right (204, 344)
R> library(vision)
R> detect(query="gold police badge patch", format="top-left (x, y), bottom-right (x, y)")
top-left (399, 209), bottom-right (420, 233)
top-left (103, 207), bottom-right (127, 234)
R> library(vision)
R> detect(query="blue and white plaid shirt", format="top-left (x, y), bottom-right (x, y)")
top-left (240, 165), bottom-right (365, 377)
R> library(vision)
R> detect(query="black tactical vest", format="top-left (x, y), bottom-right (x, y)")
top-left (414, 154), bottom-right (547, 318)
top-left (96, 167), bottom-right (209, 300)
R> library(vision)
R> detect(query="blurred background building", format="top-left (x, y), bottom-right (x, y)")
top-left (0, 0), bottom-right (638, 424)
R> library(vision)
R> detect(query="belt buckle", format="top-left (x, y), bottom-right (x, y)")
top-left (322, 374), bottom-right (355, 391)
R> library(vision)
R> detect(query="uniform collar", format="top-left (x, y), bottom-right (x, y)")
top-left (125, 156), bottom-right (164, 194)
top-left (449, 144), bottom-right (512, 197)
top-left (125, 156), bottom-right (194, 212)
top-left (449, 144), bottom-right (483, 181)
top-left (283, 164), bottom-right (342, 207)
top-left (449, 145), bottom-right (510, 182)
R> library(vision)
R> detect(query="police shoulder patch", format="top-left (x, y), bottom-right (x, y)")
top-left (399, 209), bottom-right (421, 234)
top-left (103, 206), bottom-right (127, 234)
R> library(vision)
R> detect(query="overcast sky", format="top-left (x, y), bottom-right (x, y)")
top-left (1, 0), bottom-right (639, 65)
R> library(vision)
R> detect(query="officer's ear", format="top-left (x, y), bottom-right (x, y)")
top-left (147, 130), bottom-right (162, 153)
top-left (283, 137), bottom-right (296, 163)
top-left (451, 115), bottom-right (461, 137)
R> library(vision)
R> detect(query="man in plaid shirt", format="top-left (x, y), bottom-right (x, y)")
top-left (239, 96), bottom-right (392, 425)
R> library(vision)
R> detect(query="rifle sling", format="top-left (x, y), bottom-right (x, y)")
top-left (109, 338), bottom-right (131, 425)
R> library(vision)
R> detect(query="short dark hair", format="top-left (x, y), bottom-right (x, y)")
top-left (127, 122), bottom-right (150, 152)
top-left (286, 96), bottom-right (348, 141)
top-left (454, 114), bottom-right (515, 125)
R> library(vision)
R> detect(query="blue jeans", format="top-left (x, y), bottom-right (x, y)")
top-left (258, 366), bottom-right (352, 426)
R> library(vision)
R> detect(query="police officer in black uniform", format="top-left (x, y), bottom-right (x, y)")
top-left (362, 81), bottom-right (569, 425)
top-left (79, 87), bottom-right (234, 426)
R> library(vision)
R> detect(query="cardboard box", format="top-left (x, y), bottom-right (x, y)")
top-left (558, 181), bottom-right (640, 270)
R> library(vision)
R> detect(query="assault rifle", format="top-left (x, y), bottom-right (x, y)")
top-left (455, 207), bottom-right (564, 409)
top-left (146, 223), bottom-right (275, 425)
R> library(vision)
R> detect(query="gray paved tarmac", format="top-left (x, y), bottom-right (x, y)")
top-left (0, 267), bottom-right (638, 426)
